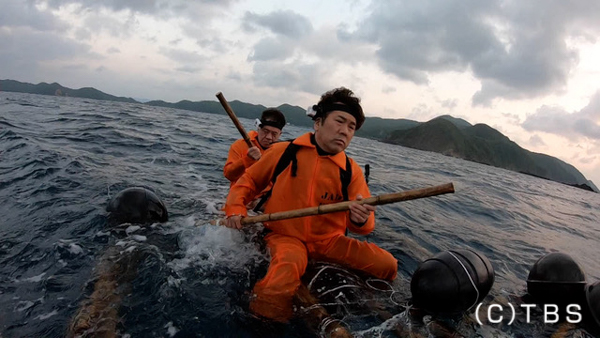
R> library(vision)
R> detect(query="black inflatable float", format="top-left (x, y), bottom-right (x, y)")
top-left (527, 252), bottom-right (587, 305)
top-left (106, 186), bottom-right (168, 224)
top-left (410, 249), bottom-right (495, 315)
top-left (585, 281), bottom-right (600, 330)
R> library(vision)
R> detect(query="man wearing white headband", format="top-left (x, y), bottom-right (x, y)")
top-left (223, 108), bottom-right (286, 187)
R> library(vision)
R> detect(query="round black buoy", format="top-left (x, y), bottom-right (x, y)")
top-left (526, 252), bottom-right (586, 305)
top-left (410, 249), bottom-right (495, 315)
top-left (107, 187), bottom-right (168, 225)
top-left (585, 281), bottom-right (600, 329)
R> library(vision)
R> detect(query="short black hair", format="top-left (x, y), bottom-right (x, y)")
top-left (260, 108), bottom-right (286, 130)
top-left (315, 87), bottom-right (365, 130)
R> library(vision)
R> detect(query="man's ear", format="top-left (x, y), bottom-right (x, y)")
top-left (313, 117), bottom-right (322, 131)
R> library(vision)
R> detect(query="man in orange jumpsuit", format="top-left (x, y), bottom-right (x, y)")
top-left (223, 108), bottom-right (286, 188)
top-left (224, 87), bottom-right (398, 322)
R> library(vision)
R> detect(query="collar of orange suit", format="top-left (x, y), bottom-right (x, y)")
top-left (248, 130), bottom-right (266, 151)
top-left (291, 132), bottom-right (348, 170)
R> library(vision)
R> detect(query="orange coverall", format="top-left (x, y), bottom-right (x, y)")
top-left (225, 132), bottom-right (398, 322)
top-left (223, 130), bottom-right (264, 188)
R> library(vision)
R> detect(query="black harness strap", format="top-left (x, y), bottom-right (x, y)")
top-left (253, 139), bottom-right (352, 212)
top-left (340, 155), bottom-right (352, 202)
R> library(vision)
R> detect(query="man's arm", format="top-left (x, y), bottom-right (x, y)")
top-left (223, 140), bottom-right (258, 183)
top-left (224, 144), bottom-right (285, 225)
top-left (346, 160), bottom-right (375, 235)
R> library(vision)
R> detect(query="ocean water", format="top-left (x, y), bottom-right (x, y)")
top-left (1, 92), bottom-right (599, 338)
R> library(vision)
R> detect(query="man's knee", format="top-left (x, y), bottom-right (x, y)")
top-left (373, 250), bottom-right (398, 280)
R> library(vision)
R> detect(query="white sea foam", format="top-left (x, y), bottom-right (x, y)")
top-left (130, 234), bottom-right (147, 242)
top-left (123, 245), bottom-right (137, 253)
top-left (20, 273), bottom-right (46, 283)
top-left (169, 223), bottom-right (266, 273)
top-left (96, 230), bottom-right (110, 237)
top-left (353, 311), bottom-right (407, 337)
top-left (165, 321), bottom-right (179, 337)
top-left (205, 201), bottom-right (221, 214)
top-left (57, 240), bottom-right (84, 255)
top-left (67, 243), bottom-right (83, 255)
top-left (125, 225), bottom-right (142, 234)
top-left (36, 309), bottom-right (58, 320)
top-left (16, 300), bottom-right (35, 312)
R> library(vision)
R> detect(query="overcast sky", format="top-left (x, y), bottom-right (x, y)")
top-left (2, 0), bottom-right (600, 187)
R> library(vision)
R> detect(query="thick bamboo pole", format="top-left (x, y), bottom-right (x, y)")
top-left (208, 183), bottom-right (454, 226)
top-left (216, 92), bottom-right (252, 148)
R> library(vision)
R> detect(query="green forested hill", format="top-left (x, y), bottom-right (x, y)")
top-left (385, 117), bottom-right (594, 191)
top-left (0, 79), bottom-right (137, 103)
top-left (2, 79), bottom-right (596, 192)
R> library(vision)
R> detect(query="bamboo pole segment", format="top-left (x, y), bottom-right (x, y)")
top-left (216, 92), bottom-right (253, 148)
top-left (207, 182), bottom-right (454, 226)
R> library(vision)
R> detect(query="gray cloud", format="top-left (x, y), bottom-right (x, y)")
top-left (175, 66), bottom-right (201, 73)
top-left (39, 0), bottom-right (239, 32)
top-left (227, 71), bottom-right (242, 81)
top-left (0, 27), bottom-right (91, 79)
top-left (158, 47), bottom-right (208, 64)
top-left (528, 134), bottom-right (546, 147)
top-left (44, 0), bottom-right (235, 16)
top-left (501, 112), bottom-right (522, 127)
top-left (304, 27), bottom-right (372, 64)
top-left (522, 91), bottom-right (600, 140)
top-left (408, 103), bottom-right (435, 121)
top-left (251, 61), bottom-right (329, 95)
top-left (180, 22), bottom-right (232, 54)
top-left (247, 38), bottom-right (294, 61)
top-left (579, 155), bottom-right (597, 165)
top-left (345, 0), bottom-right (600, 104)
top-left (82, 11), bottom-right (139, 39)
top-left (242, 10), bottom-right (313, 39)
top-left (382, 85), bottom-right (396, 94)
top-left (0, 0), bottom-right (68, 32)
top-left (441, 98), bottom-right (458, 110)
top-left (45, 0), bottom-right (162, 14)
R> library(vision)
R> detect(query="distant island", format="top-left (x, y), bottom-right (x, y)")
top-left (1, 79), bottom-right (597, 193)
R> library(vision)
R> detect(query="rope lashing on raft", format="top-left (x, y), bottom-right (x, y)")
top-left (319, 317), bottom-right (350, 336)
top-left (366, 278), bottom-right (402, 306)
top-left (447, 250), bottom-right (480, 311)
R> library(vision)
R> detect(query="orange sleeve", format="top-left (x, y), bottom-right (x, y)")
top-left (223, 140), bottom-right (257, 183)
top-left (346, 159), bottom-right (375, 235)
top-left (224, 143), bottom-right (286, 217)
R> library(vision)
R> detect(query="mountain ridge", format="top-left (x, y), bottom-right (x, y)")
top-left (1, 79), bottom-right (596, 193)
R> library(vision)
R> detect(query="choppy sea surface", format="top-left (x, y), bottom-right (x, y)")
top-left (1, 92), bottom-right (599, 338)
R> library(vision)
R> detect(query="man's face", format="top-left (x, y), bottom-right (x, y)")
top-left (257, 125), bottom-right (282, 148)
top-left (314, 110), bottom-right (356, 154)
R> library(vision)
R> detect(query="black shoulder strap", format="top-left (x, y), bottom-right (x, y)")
top-left (253, 140), bottom-right (300, 212)
top-left (272, 142), bottom-right (300, 182)
top-left (341, 155), bottom-right (352, 237)
top-left (340, 155), bottom-right (352, 202)
top-left (254, 142), bottom-right (353, 212)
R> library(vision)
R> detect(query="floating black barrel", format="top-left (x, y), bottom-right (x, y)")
top-left (527, 252), bottom-right (586, 305)
top-left (107, 187), bottom-right (168, 224)
top-left (585, 281), bottom-right (600, 330)
top-left (410, 249), bottom-right (494, 315)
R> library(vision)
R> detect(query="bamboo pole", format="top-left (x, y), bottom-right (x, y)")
top-left (216, 92), bottom-right (253, 148)
top-left (207, 182), bottom-right (454, 226)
